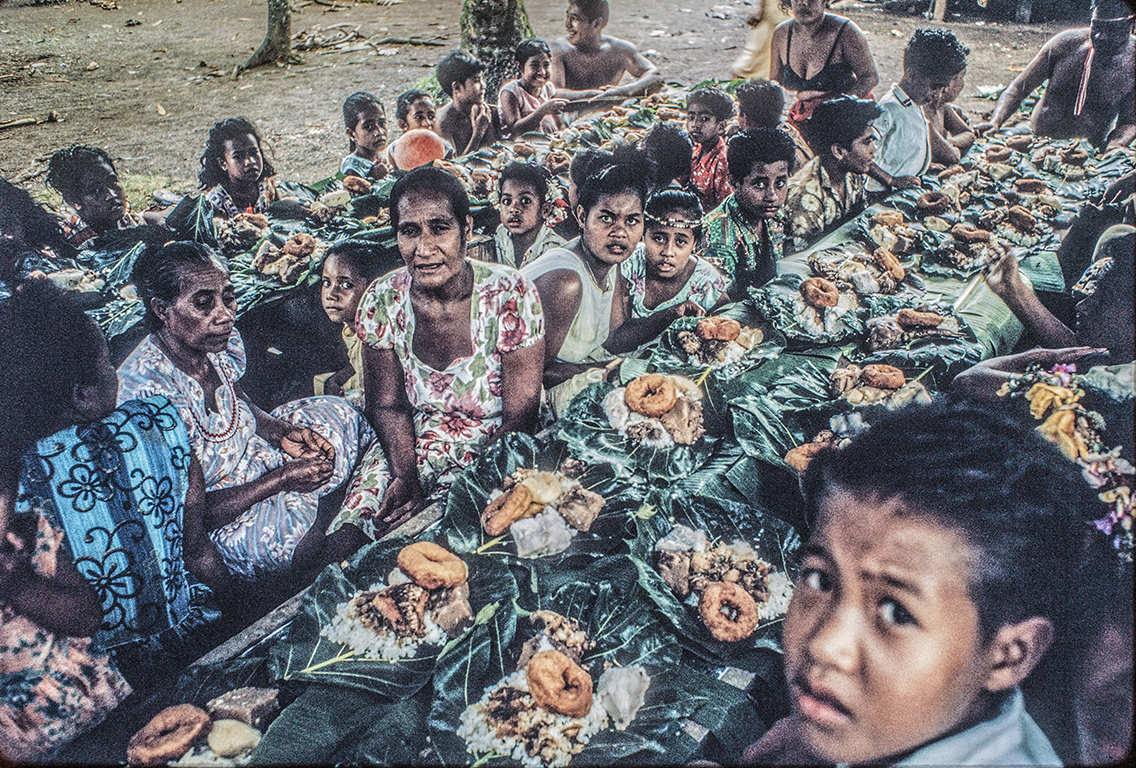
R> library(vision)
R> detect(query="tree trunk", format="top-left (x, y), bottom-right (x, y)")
top-left (243, 0), bottom-right (296, 72)
top-left (460, 0), bottom-right (533, 97)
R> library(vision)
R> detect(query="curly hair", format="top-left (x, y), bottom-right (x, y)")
top-left (342, 91), bottom-right (385, 152)
top-left (904, 28), bottom-right (970, 80)
top-left (640, 123), bottom-right (693, 189)
top-left (736, 79), bottom-right (786, 129)
top-left (726, 127), bottom-right (799, 181)
top-left (45, 145), bottom-right (117, 205)
top-left (800, 95), bottom-right (883, 156)
top-left (803, 400), bottom-right (1096, 641)
top-left (0, 178), bottom-right (77, 277)
top-left (197, 116), bottom-right (275, 190)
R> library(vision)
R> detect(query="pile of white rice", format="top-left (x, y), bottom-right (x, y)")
top-left (172, 746), bottom-right (252, 767)
top-left (320, 583), bottom-right (446, 661)
top-left (756, 571), bottom-right (794, 621)
top-left (458, 669), bottom-right (610, 768)
top-left (792, 290), bottom-right (856, 336)
top-left (602, 388), bottom-right (676, 448)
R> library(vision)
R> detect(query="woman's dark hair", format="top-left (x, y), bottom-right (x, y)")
top-left (197, 116), bottom-right (275, 189)
top-left (436, 50), bottom-right (484, 97)
top-left (45, 145), bottom-right (117, 205)
top-left (640, 123), bottom-right (693, 189)
top-left (0, 279), bottom-right (104, 459)
top-left (396, 90), bottom-right (432, 122)
top-left (686, 87), bottom-right (736, 122)
top-left (802, 401), bottom-right (1094, 642)
top-left (726, 127), bottom-right (799, 181)
top-left (645, 188), bottom-right (704, 238)
top-left (342, 91), bottom-right (385, 152)
top-left (515, 37), bottom-right (551, 65)
top-left (323, 239), bottom-right (387, 284)
top-left (578, 156), bottom-right (652, 215)
top-left (132, 240), bottom-right (228, 331)
top-left (389, 165), bottom-right (471, 235)
top-left (498, 161), bottom-right (551, 203)
top-left (0, 178), bottom-right (77, 277)
top-left (736, 79), bottom-right (786, 129)
top-left (801, 96), bottom-right (883, 156)
top-left (904, 28), bottom-right (970, 80)
top-left (569, 148), bottom-right (615, 189)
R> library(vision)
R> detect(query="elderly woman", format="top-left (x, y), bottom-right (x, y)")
top-left (326, 167), bottom-right (545, 553)
top-left (771, 0), bottom-right (878, 127)
top-left (117, 241), bottom-right (373, 580)
top-left (1, 281), bottom-right (227, 759)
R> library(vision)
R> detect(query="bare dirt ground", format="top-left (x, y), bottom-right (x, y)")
top-left (1, 0), bottom-right (1072, 197)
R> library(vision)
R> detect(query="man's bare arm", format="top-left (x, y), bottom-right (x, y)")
top-left (1106, 86), bottom-right (1136, 148)
top-left (983, 36), bottom-right (1060, 132)
top-left (604, 41), bottom-right (663, 98)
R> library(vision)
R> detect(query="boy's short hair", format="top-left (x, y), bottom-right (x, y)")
top-left (45, 145), bottom-right (117, 204)
top-left (801, 96), bottom-right (883, 156)
top-left (686, 87), bottom-right (736, 122)
top-left (571, 0), bottom-right (609, 23)
top-left (726, 127), bottom-right (798, 181)
top-left (324, 239), bottom-right (386, 283)
top-left (396, 90), bottom-right (432, 122)
top-left (498, 161), bottom-right (551, 203)
top-left (904, 28), bottom-right (970, 80)
top-left (736, 79), bottom-right (786, 129)
top-left (803, 401), bottom-right (1094, 641)
top-left (436, 50), bottom-right (484, 97)
top-left (389, 165), bottom-right (471, 235)
top-left (515, 38), bottom-right (551, 65)
top-left (640, 123), bottom-right (694, 188)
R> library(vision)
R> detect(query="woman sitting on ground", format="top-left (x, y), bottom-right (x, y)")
top-left (45, 146), bottom-right (153, 249)
top-left (325, 167), bottom-right (545, 553)
top-left (116, 241), bottom-right (373, 581)
top-left (0, 281), bottom-right (229, 759)
top-left (771, 0), bottom-right (878, 127)
top-left (0, 178), bottom-right (81, 290)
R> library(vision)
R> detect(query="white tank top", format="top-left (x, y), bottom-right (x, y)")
top-left (522, 244), bottom-right (615, 364)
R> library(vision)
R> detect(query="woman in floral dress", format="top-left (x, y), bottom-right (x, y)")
top-left (326, 167), bottom-right (545, 551)
top-left (117, 242), bottom-right (374, 580)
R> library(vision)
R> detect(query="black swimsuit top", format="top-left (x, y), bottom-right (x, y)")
top-left (781, 19), bottom-right (857, 95)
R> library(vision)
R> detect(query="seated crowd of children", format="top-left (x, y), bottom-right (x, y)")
top-left (1, 0), bottom-right (1133, 763)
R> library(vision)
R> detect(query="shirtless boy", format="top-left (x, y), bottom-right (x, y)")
top-left (435, 50), bottom-right (501, 156)
top-left (980, 0), bottom-right (1135, 150)
top-left (550, 0), bottom-right (664, 99)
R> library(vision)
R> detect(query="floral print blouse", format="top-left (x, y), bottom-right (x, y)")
top-left (619, 244), bottom-right (728, 318)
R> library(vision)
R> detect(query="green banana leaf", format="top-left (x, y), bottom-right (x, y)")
top-left (556, 381), bottom-right (724, 486)
top-left (852, 292), bottom-right (983, 379)
top-left (266, 535), bottom-right (518, 701)
top-left (164, 194), bottom-right (217, 246)
top-left (746, 274), bottom-right (866, 349)
top-left (628, 493), bottom-right (800, 675)
top-left (428, 555), bottom-right (734, 766)
top-left (439, 432), bottom-right (645, 599)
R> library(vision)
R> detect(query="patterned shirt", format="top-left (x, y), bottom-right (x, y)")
top-left (203, 178), bottom-right (277, 219)
top-left (690, 137), bottom-right (733, 212)
top-left (340, 153), bottom-right (377, 178)
top-left (57, 203), bottom-right (145, 248)
top-left (702, 193), bottom-right (787, 293)
top-left (492, 223), bottom-right (566, 269)
top-left (619, 243), bottom-right (728, 317)
top-left (783, 156), bottom-right (868, 246)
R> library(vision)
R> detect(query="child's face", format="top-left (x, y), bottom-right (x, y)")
top-left (218, 133), bottom-right (263, 187)
top-left (401, 97), bottom-right (437, 132)
top-left (643, 211), bottom-right (697, 281)
top-left (520, 52), bottom-right (553, 92)
top-left (576, 190), bottom-right (643, 266)
top-left (941, 66), bottom-right (965, 106)
top-left (498, 179), bottom-right (544, 237)
top-left (784, 489), bottom-right (993, 764)
top-left (686, 105), bottom-right (726, 146)
top-left (452, 75), bottom-right (486, 107)
top-left (347, 107), bottom-right (387, 155)
top-left (75, 159), bottom-right (127, 227)
top-left (905, 69), bottom-right (953, 107)
top-left (733, 160), bottom-right (790, 221)
top-left (321, 252), bottom-right (370, 325)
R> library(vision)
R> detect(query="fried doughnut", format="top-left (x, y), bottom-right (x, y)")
top-left (937, 165), bottom-right (966, 181)
top-left (1014, 178), bottom-right (1050, 195)
top-left (985, 146), bottom-right (1013, 163)
top-left (282, 232), bottom-right (316, 258)
top-left (526, 650), bottom-right (594, 717)
top-left (625, 374), bottom-right (677, 417)
top-left (235, 212), bottom-right (269, 229)
top-left (801, 277), bottom-right (839, 309)
top-left (1006, 135), bottom-right (1033, 152)
top-left (481, 485), bottom-right (535, 536)
top-left (543, 150), bottom-right (571, 174)
top-left (872, 209), bottom-right (905, 228)
top-left (1060, 146), bottom-right (1089, 166)
top-left (896, 307), bottom-right (943, 329)
top-left (871, 247), bottom-right (906, 282)
top-left (916, 190), bottom-right (952, 215)
top-left (699, 582), bottom-right (759, 642)
top-left (951, 223), bottom-right (992, 243)
top-left (697, 316), bottom-right (742, 341)
top-left (127, 704), bottom-right (211, 765)
top-left (397, 541), bottom-right (468, 589)
top-left (860, 363), bottom-right (906, 390)
top-left (513, 141), bottom-right (536, 158)
top-left (342, 175), bottom-right (372, 195)
top-left (784, 442), bottom-right (826, 474)
top-left (1007, 205), bottom-right (1037, 232)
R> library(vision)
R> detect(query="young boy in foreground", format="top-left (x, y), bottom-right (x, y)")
top-left (550, 0), bottom-right (663, 100)
top-left (435, 50), bottom-right (501, 156)
top-left (747, 401), bottom-right (1087, 765)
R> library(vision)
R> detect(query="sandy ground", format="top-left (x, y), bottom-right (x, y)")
top-left (1, 0), bottom-right (1073, 194)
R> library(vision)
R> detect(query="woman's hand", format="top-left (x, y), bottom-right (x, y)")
top-left (674, 300), bottom-right (705, 318)
top-left (985, 247), bottom-right (1024, 300)
top-left (276, 457), bottom-right (335, 494)
top-left (375, 476), bottom-right (427, 527)
top-left (0, 532), bottom-right (31, 591)
top-left (281, 426), bottom-right (335, 462)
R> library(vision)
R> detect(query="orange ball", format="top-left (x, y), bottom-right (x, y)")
top-left (389, 129), bottom-right (447, 170)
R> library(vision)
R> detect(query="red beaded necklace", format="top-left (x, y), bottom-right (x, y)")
top-left (185, 356), bottom-right (242, 443)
